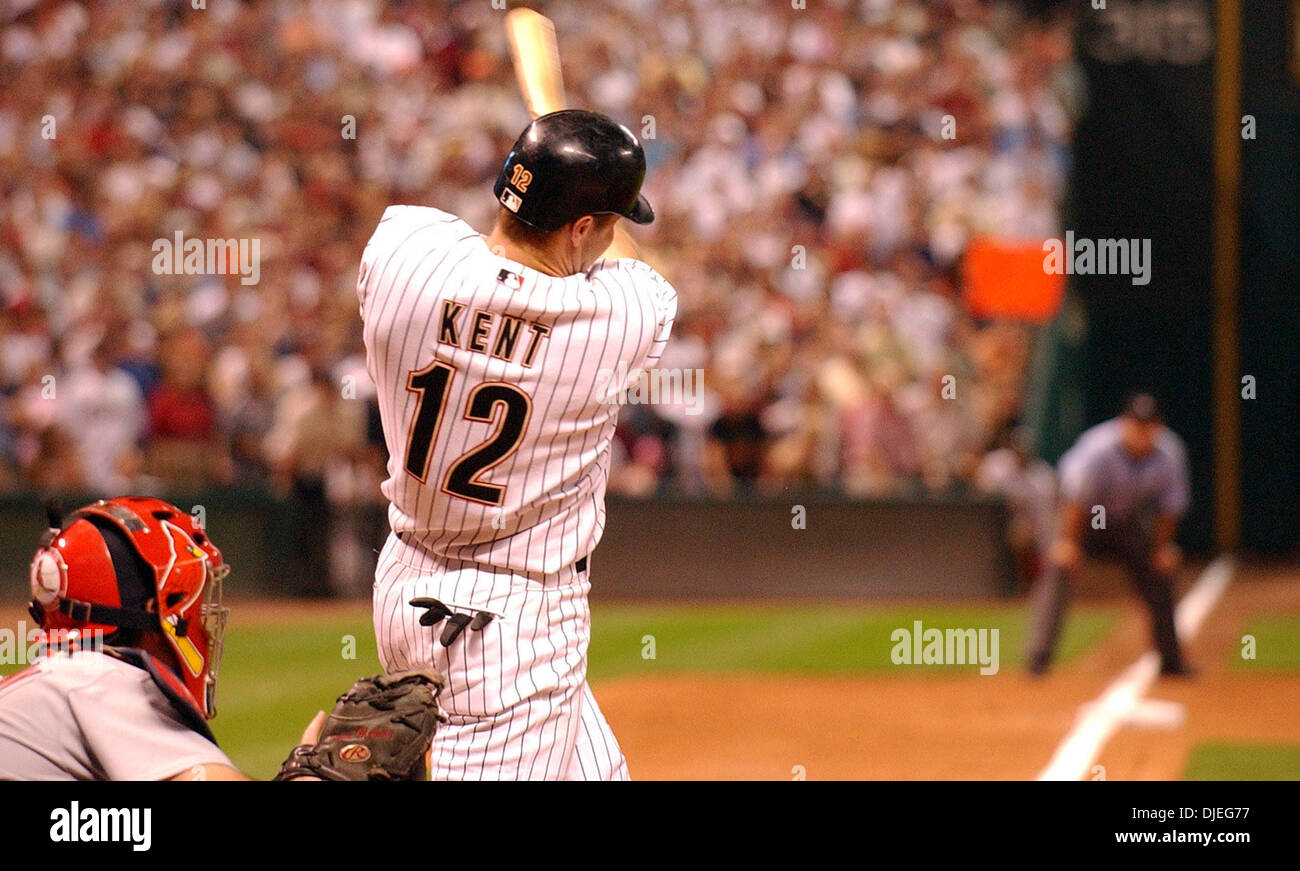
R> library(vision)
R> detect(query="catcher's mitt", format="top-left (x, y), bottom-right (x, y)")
top-left (274, 668), bottom-right (447, 781)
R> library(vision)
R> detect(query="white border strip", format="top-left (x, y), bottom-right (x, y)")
top-left (1036, 556), bottom-right (1236, 781)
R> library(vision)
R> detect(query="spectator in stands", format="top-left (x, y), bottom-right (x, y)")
top-left (704, 379), bottom-right (769, 495)
top-left (610, 405), bottom-right (675, 498)
top-left (146, 328), bottom-right (224, 492)
top-left (27, 425), bottom-right (84, 493)
top-left (5, 359), bottom-right (62, 486)
top-left (841, 376), bottom-right (923, 497)
top-left (264, 367), bottom-right (366, 596)
top-left (57, 329), bottom-right (144, 494)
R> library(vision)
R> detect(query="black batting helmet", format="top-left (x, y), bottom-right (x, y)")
top-left (493, 110), bottom-right (655, 232)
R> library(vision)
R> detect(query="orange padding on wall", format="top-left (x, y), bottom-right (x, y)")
top-left (962, 237), bottom-right (1065, 323)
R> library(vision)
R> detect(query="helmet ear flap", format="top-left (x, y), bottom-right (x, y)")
top-left (29, 500), bottom-right (67, 628)
top-left (29, 545), bottom-right (67, 623)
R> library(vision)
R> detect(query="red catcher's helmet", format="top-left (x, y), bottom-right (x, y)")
top-left (28, 497), bottom-right (230, 719)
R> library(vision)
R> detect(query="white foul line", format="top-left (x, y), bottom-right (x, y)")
top-left (1036, 556), bottom-right (1236, 781)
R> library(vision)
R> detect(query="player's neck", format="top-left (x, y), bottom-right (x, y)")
top-left (483, 227), bottom-right (574, 277)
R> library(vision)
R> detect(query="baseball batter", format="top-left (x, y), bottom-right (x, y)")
top-left (362, 110), bottom-right (676, 780)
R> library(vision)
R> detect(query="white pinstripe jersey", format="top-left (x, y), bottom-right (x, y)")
top-left (359, 205), bottom-right (677, 575)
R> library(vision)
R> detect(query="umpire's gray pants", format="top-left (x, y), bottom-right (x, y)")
top-left (1026, 524), bottom-right (1185, 671)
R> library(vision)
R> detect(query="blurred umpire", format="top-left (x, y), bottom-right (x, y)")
top-left (1027, 393), bottom-right (1194, 676)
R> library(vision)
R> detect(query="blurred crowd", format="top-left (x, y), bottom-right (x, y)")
top-left (0, 0), bottom-right (1077, 507)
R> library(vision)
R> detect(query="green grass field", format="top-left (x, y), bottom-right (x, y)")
top-left (586, 602), bottom-right (1114, 678)
top-left (1231, 616), bottom-right (1300, 671)
top-left (1182, 743), bottom-right (1300, 780)
top-left (213, 610), bottom-right (383, 777)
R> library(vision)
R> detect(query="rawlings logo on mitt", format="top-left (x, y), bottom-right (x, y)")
top-left (274, 669), bottom-right (447, 781)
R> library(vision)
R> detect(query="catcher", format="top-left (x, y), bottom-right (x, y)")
top-left (0, 496), bottom-right (444, 781)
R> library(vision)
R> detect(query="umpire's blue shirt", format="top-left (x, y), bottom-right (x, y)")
top-left (1057, 419), bottom-right (1191, 524)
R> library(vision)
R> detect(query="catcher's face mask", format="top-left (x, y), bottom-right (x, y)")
top-left (196, 559), bottom-right (230, 718)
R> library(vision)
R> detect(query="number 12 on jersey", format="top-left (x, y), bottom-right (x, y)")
top-left (404, 361), bottom-right (532, 506)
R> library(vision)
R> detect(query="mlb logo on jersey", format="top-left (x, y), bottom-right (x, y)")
top-left (497, 269), bottom-right (524, 290)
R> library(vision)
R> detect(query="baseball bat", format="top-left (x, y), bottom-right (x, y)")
top-left (505, 8), bottom-right (566, 119)
top-left (504, 7), bottom-right (641, 260)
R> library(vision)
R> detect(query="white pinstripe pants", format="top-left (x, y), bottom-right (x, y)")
top-left (373, 533), bottom-right (629, 781)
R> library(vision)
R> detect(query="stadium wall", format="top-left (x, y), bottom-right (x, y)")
top-left (0, 493), bottom-right (1015, 601)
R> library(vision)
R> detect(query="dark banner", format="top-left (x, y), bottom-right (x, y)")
top-left (1239, 1), bottom-right (1300, 551)
top-left (1069, 0), bottom-right (1216, 549)
top-left (1070, 0), bottom-right (1300, 552)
